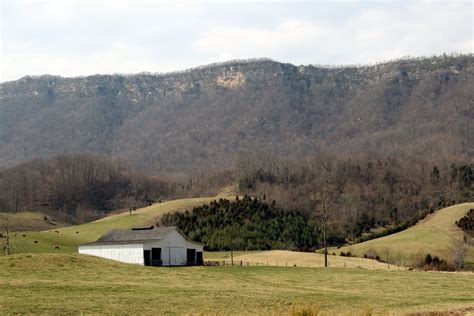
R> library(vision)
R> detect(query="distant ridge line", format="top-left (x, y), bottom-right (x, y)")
top-left (9, 52), bottom-right (472, 84)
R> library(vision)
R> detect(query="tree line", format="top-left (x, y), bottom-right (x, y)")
top-left (234, 154), bottom-right (473, 240)
top-left (0, 154), bottom-right (175, 223)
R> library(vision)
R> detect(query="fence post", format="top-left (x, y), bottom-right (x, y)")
top-left (286, 262), bottom-right (287, 267)
top-left (240, 261), bottom-right (242, 266)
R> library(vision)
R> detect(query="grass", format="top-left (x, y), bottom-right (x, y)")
top-left (0, 211), bottom-right (67, 232)
top-left (337, 203), bottom-right (474, 266)
top-left (3, 196), bottom-right (229, 255)
top-left (0, 253), bottom-right (473, 314)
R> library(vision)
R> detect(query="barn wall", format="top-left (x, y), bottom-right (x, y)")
top-left (78, 228), bottom-right (204, 266)
top-left (143, 230), bottom-right (204, 266)
top-left (79, 243), bottom-right (144, 265)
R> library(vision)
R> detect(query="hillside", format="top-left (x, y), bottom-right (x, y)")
top-left (3, 196), bottom-right (224, 254)
top-left (0, 211), bottom-right (68, 232)
top-left (338, 203), bottom-right (474, 265)
top-left (1, 55), bottom-right (473, 173)
top-left (1, 253), bottom-right (473, 314)
top-left (0, 154), bottom-right (176, 219)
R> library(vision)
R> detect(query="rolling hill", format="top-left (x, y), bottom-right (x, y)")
top-left (0, 211), bottom-right (68, 232)
top-left (3, 194), bottom-right (398, 272)
top-left (4, 196), bottom-right (225, 254)
top-left (1, 55), bottom-right (472, 173)
top-left (338, 203), bottom-right (474, 265)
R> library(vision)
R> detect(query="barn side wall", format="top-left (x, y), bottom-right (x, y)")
top-left (78, 243), bottom-right (144, 265)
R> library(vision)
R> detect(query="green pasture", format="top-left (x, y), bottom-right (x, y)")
top-left (0, 253), bottom-right (473, 314)
top-left (338, 203), bottom-right (474, 265)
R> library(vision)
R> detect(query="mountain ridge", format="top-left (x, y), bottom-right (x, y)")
top-left (1, 54), bottom-right (473, 173)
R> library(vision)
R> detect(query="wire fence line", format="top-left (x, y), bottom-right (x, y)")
top-left (204, 260), bottom-right (372, 269)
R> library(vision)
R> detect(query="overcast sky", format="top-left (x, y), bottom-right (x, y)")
top-left (1, 0), bottom-right (472, 82)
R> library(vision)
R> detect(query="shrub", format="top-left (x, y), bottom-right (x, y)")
top-left (424, 254), bottom-right (432, 265)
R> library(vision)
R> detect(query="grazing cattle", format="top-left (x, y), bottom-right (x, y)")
top-left (54, 246), bottom-right (60, 250)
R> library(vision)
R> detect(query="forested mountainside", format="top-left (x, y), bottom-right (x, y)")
top-left (1, 55), bottom-right (472, 174)
top-left (0, 155), bottom-right (175, 223)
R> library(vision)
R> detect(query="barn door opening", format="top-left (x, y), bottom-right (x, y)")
top-left (186, 249), bottom-right (196, 265)
top-left (151, 248), bottom-right (162, 266)
top-left (196, 251), bottom-right (203, 265)
top-left (143, 250), bottom-right (151, 266)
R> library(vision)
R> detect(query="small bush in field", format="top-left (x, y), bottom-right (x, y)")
top-left (287, 301), bottom-right (321, 316)
top-left (424, 254), bottom-right (432, 265)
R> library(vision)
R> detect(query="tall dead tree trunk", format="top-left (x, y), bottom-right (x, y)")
top-left (315, 158), bottom-right (333, 268)
top-left (321, 187), bottom-right (329, 268)
top-left (314, 180), bottom-right (330, 268)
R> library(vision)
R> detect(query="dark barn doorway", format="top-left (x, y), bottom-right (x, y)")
top-left (151, 248), bottom-right (162, 266)
top-left (196, 251), bottom-right (203, 265)
top-left (143, 250), bottom-right (151, 266)
top-left (187, 249), bottom-right (196, 265)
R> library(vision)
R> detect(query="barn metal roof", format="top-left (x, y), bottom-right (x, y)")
top-left (80, 226), bottom-right (203, 246)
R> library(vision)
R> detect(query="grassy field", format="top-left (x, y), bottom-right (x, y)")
top-left (338, 203), bottom-right (474, 266)
top-left (0, 211), bottom-right (68, 232)
top-left (1, 253), bottom-right (473, 314)
top-left (3, 196), bottom-right (227, 255)
top-left (206, 250), bottom-right (393, 270)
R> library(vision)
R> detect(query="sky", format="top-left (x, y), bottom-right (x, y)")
top-left (1, 0), bottom-right (472, 82)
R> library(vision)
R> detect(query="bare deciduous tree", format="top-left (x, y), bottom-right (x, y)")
top-left (382, 247), bottom-right (391, 269)
top-left (394, 249), bottom-right (403, 269)
top-left (313, 158), bottom-right (336, 268)
top-left (453, 234), bottom-right (472, 270)
top-left (314, 189), bottom-right (330, 267)
top-left (2, 221), bottom-right (9, 256)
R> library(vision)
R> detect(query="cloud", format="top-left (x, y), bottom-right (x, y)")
top-left (1, 1), bottom-right (472, 82)
top-left (194, 19), bottom-right (323, 60)
top-left (1, 43), bottom-right (196, 81)
top-left (196, 2), bottom-right (472, 66)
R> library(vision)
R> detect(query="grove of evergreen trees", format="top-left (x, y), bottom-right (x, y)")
top-left (161, 196), bottom-right (341, 251)
top-left (456, 209), bottom-right (474, 236)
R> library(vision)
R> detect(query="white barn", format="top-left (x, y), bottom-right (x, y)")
top-left (78, 226), bottom-right (204, 266)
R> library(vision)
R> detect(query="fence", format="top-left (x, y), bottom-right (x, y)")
top-left (204, 260), bottom-right (350, 268)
